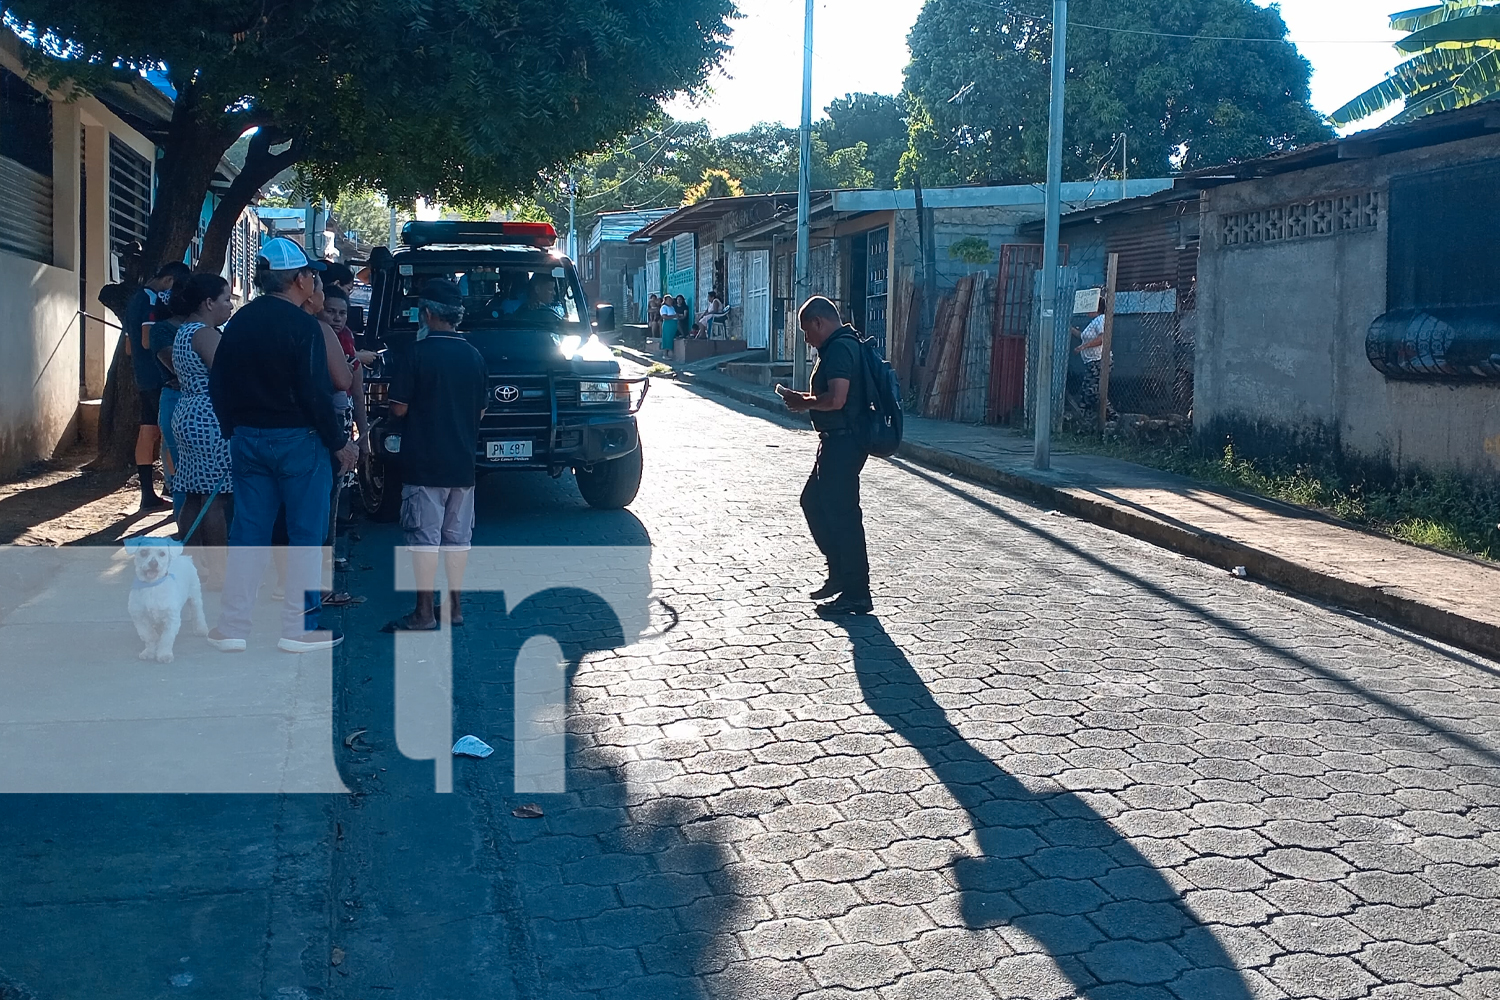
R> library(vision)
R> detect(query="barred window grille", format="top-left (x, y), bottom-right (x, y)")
top-left (108, 135), bottom-right (152, 253)
top-left (0, 68), bottom-right (55, 264)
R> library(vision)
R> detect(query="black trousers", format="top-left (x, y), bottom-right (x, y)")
top-left (800, 432), bottom-right (870, 593)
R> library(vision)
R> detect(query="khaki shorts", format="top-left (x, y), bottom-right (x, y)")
top-left (400, 485), bottom-right (476, 551)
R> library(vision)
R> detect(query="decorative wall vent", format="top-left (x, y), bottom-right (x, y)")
top-left (1220, 191), bottom-right (1379, 248)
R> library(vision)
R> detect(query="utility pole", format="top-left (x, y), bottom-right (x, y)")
top-left (1034, 0), bottom-right (1068, 470)
top-left (793, 0), bottom-right (814, 391)
top-left (567, 172), bottom-right (579, 260)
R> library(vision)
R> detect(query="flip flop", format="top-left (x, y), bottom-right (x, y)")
top-left (322, 591), bottom-right (359, 607)
top-left (380, 616), bottom-right (439, 633)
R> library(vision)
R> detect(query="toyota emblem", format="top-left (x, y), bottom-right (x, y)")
top-left (494, 384), bottom-right (521, 403)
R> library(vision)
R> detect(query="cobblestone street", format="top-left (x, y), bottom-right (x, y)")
top-left (3, 373), bottom-right (1499, 999)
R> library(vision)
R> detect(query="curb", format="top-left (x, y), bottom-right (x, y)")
top-left (686, 371), bottom-right (1500, 662)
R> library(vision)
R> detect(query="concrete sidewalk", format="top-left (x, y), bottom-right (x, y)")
top-left (649, 354), bottom-right (1500, 661)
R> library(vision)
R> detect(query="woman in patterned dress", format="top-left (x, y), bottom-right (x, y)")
top-left (169, 274), bottom-right (235, 587)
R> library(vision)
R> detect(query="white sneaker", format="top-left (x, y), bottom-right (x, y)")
top-left (278, 631), bottom-right (344, 654)
top-left (206, 629), bottom-right (248, 653)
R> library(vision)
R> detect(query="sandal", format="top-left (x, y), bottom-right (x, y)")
top-left (380, 615), bottom-right (439, 633)
top-left (322, 591), bottom-right (358, 607)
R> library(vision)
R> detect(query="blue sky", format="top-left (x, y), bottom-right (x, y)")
top-left (666, 1), bottom-right (1409, 134)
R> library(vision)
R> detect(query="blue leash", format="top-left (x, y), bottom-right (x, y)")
top-left (180, 471), bottom-right (231, 545)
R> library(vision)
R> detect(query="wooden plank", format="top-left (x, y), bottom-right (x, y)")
top-left (923, 275), bottom-right (976, 419)
top-left (1098, 252), bottom-right (1119, 431)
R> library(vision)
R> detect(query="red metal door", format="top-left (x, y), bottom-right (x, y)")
top-left (987, 243), bottom-right (1067, 424)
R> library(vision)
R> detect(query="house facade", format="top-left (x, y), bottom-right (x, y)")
top-left (1191, 105), bottom-right (1500, 479)
top-left (582, 209), bottom-right (673, 322)
top-left (631, 180), bottom-right (1174, 364)
top-left (0, 37), bottom-right (263, 477)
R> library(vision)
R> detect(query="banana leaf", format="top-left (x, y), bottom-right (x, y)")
top-left (1391, 1), bottom-right (1494, 34)
top-left (1453, 44), bottom-right (1500, 97)
top-left (1396, 12), bottom-right (1500, 52)
top-left (1329, 46), bottom-right (1489, 124)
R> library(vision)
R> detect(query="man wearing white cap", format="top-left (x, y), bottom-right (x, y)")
top-left (207, 238), bottom-right (358, 653)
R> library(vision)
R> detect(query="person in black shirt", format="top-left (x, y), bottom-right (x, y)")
top-left (776, 296), bottom-right (874, 615)
top-left (206, 238), bottom-right (357, 655)
top-left (382, 278), bottom-right (488, 632)
top-left (123, 260), bottom-right (190, 511)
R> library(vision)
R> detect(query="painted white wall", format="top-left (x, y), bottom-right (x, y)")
top-left (0, 252), bottom-right (82, 476)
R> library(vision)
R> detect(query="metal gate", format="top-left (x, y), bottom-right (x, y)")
top-left (865, 226), bottom-right (889, 354)
top-left (987, 243), bottom-right (1067, 424)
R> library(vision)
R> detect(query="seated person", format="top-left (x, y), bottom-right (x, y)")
top-left (518, 274), bottom-right (564, 324)
top-left (693, 291), bottom-right (729, 336)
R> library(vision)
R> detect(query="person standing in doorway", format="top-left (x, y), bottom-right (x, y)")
top-left (380, 278), bottom-right (488, 632)
top-left (775, 296), bottom-right (873, 616)
top-left (123, 260), bottom-right (191, 511)
top-left (206, 238), bottom-right (357, 654)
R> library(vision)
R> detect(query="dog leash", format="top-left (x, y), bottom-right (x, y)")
top-left (180, 471), bottom-right (231, 546)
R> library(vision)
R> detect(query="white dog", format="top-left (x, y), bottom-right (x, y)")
top-left (126, 538), bottom-right (208, 663)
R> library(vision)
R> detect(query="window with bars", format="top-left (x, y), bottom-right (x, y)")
top-left (108, 135), bottom-right (152, 253)
top-left (0, 68), bottom-right (55, 263)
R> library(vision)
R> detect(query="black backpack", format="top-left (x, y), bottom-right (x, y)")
top-left (837, 330), bottom-right (903, 458)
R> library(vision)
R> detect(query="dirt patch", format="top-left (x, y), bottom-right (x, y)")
top-left (0, 448), bottom-right (175, 546)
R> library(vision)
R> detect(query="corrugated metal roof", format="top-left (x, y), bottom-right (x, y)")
top-left (1179, 101), bottom-right (1500, 184)
top-left (587, 208), bottom-right (676, 252)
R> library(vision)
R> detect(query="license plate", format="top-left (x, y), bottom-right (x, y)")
top-left (486, 440), bottom-right (533, 460)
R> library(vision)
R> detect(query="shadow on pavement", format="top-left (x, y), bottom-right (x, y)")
top-left (830, 613), bottom-right (1255, 999)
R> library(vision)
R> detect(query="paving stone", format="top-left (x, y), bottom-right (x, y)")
top-left (1263, 953), bottom-right (1378, 999)
top-left (1358, 941), bottom-right (1469, 987)
top-left (807, 941), bottom-right (916, 990)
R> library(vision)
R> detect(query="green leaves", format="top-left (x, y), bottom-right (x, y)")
top-left (1395, 11), bottom-right (1500, 51)
top-left (1336, 3), bottom-right (1500, 128)
top-left (901, 0), bottom-right (1329, 183)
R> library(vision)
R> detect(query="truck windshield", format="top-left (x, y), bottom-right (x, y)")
top-left (392, 263), bottom-right (583, 333)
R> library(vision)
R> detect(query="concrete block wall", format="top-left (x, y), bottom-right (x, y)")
top-left (1196, 132), bottom-right (1500, 479)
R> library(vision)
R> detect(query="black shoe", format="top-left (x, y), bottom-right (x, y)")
top-left (138, 494), bottom-right (169, 512)
top-left (817, 592), bottom-right (873, 616)
top-left (809, 579), bottom-right (843, 601)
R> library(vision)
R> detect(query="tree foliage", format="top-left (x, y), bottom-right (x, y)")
top-left (684, 168), bottom-right (745, 203)
top-left (901, 0), bottom-right (1332, 185)
top-left (529, 109), bottom-right (884, 241)
top-left (1330, 2), bottom-right (1500, 126)
top-left (818, 92), bottom-right (907, 188)
top-left (6, 0), bottom-right (737, 276)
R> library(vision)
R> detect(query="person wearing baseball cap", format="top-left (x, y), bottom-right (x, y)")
top-left (381, 277), bottom-right (487, 632)
top-left (206, 237), bottom-right (354, 654)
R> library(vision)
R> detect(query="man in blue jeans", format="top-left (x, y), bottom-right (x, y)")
top-left (207, 238), bottom-right (358, 653)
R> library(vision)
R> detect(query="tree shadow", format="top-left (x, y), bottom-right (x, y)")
top-left (828, 613), bottom-right (1255, 999)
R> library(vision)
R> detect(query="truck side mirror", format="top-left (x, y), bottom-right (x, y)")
top-left (348, 304), bottom-right (365, 333)
top-left (594, 303), bottom-right (616, 333)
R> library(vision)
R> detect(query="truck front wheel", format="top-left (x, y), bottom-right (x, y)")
top-left (359, 450), bottom-right (403, 522)
top-left (576, 445), bottom-right (643, 509)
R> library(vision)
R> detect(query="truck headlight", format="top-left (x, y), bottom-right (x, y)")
top-left (383, 433), bottom-right (402, 454)
top-left (578, 380), bottom-right (628, 403)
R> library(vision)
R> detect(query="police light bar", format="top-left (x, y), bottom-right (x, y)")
top-left (400, 221), bottom-right (558, 249)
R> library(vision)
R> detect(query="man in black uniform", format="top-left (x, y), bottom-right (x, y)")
top-left (776, 296), bottom-right (873, 615)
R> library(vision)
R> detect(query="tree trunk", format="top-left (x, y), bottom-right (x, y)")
top-left (92, 84), bottom-right (241, 470)
top-left (198, 128), bottom-right (304, 275)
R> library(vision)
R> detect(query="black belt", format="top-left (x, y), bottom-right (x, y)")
top-left (817, 428), bottom-right (854, 440)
